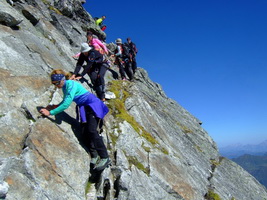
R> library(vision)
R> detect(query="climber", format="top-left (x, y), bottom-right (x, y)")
top-left (72, 43), bottom-right (109, 101)
top-left (95, 16), bottom-right (106, 31)
top-left (127, 37), bottom-right (138, 75)
top-left (122, 41), bottom-right (134, 81)
top-left (72, 32), bottom-right (109, 59)
top-left (112, 38), bottom-right (133, 80)
top-left (112, 38), bottom-right (126, 80)
top-left (39, 69), bottom-right (111, 171)
top-left (87, 31), bottom-right (109, 55)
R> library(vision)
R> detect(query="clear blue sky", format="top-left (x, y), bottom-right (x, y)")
top-left (84, 0), bottom-right (267, 147)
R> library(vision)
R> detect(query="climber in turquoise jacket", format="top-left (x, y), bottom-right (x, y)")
top-left (48, 75), bottom-right (108, 119)
top-left (40, 69), bottom-right (111, 171)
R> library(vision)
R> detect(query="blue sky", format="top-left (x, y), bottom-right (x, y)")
top-left (84, 0), bottom-right (267, 147)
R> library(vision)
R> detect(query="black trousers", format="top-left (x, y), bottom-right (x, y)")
top-left (124, 60), bottom-right (134, 81)
top-left (131, 56), bottom-right (137, 73)
top-left (82, 106), bottom-right (108, 159)
top-left (115, 57), bottom-right (126, 79)
top-left (89, 63), bottom-right (108, 99)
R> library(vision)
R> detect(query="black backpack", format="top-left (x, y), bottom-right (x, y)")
top-left (121, 43), bottom-right (130, 58)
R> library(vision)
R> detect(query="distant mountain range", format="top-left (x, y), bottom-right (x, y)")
top-left (219, 140), bottom-right (267, 189)
top-left (232, 154), bottom-right (267, 189)
top-left (219, 140), bottom-right (267, 158)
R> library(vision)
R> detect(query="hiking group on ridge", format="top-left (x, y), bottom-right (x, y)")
top-left (71, 30), bottom-right (138, 100)
top-left (112, 37), bottom-right (138, 81)
top-left (39, 20), bottom-right (139, 174)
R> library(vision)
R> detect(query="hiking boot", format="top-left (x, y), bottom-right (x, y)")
top-left (90, 155), bottom-right (100, 167)
top-left (94, 158), bottom-right (111, 171)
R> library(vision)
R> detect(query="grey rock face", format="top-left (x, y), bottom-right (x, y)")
top-left (0, 181), bottom-right (9, 198)
top-left (0, 3), bottom-right (23, 27)
top-left (0, 0), bottom-right (267, 200)
top-left (0, 11), bottom-right (23, 27)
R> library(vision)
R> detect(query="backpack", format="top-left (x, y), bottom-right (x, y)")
top-left (121, 43), bottom-right (130, 58)
top-left (129, 42), bottom-right (138, 55)
top-left (132, 43), bottom-right (138, 54)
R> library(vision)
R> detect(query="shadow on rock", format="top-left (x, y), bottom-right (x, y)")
top-left (107, 68), bottom-right (119, 80)
top-left (36, 106), bottom-right (90, 154)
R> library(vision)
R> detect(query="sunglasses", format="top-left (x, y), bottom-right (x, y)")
top-left (52, 81), bottom-right (61, 86)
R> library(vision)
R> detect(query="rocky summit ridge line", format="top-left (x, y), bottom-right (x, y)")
top-left (0, 0), bottom-right (267, 200)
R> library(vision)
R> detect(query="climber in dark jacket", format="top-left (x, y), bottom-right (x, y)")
top-left (73, 43), bottom-right (109, 101)
top-left (127, 37), bottom-right (138, 74)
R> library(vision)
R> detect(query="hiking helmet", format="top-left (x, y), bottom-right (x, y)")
top-left (115, 38), bottom-right (122, 44)
top-left (80, 43), bottom-right (92, 52)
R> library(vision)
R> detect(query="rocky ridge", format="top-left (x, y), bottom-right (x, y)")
top-left (0, 0), bottom-right (267, 200)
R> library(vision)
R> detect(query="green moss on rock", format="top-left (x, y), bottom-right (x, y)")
top-left (205, 190), bottom-right (221, 200)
